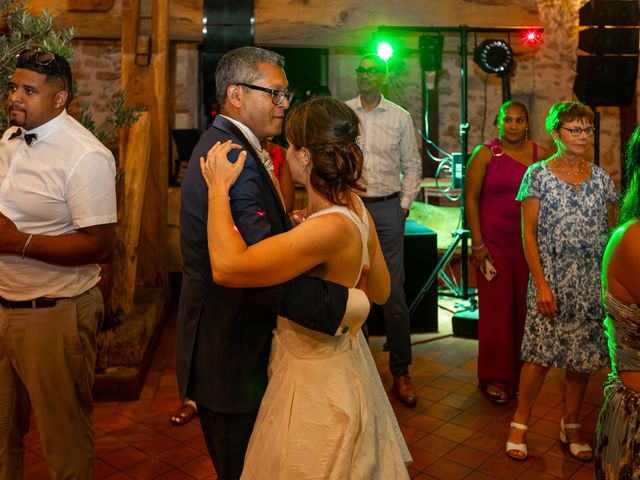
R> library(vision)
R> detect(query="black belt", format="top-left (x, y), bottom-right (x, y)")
top-left (0, 297), bottom-right (58, 309)
top-left (361, 192), bottom-right (399, 203)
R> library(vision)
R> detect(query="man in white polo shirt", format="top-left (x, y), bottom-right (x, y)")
top-left (0, 50), bottom-right (116, 479)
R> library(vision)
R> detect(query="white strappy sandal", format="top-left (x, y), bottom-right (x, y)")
top-left (560, 417), bottom-right (593, 461)
top-left (506, 422), bottom-right (528, 460)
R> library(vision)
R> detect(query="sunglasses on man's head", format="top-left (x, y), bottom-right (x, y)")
top-left (15, 49), bottom-right (68, 93)
top-left (16, 49), bottom-right (57, 66)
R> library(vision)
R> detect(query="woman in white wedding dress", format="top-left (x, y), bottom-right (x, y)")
top-left (200, 97), bottom-right (412, 479)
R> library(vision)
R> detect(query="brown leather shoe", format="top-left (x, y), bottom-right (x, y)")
top-left (393, 374), bottom-right (417, 408)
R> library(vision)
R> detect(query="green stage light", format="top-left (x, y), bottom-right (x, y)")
top-left (377, 41), bottom-right (394, 60)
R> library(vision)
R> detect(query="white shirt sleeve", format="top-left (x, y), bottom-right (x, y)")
top-left (67, 149), bottom-right (117, 229)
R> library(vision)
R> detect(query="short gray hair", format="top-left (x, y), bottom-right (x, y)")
top-left (215, 46), bottom-right (285, 105)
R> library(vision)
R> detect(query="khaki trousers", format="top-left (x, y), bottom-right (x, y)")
top-left (0, 287), bottom-right (103, 480)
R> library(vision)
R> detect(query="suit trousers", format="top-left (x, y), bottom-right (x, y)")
top-left (0, 287), bottom-right (103, 480)
top-left (197, 404), bottom-right (258, 480)
top-left (364, 197), bottom-right (412, 377)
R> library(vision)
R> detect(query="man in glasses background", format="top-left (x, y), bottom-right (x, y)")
top-left (177, 46), bottom-right (366, 480)
top-left (346, 54), bottom-right (423, 408)
top-left (0, 51), bottom-right (116, 478)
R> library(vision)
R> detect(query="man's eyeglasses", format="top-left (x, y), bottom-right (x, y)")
top-left (355, 66), bottom-right (383, 76)
top-left (16, 49), bottom-right (57, 66)
top-left (236, 83), bottom-right (293, 105)
top-left (559, 126), bottom-right (595, 137)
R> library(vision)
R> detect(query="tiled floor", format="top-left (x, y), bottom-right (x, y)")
top-left (24, 300), bottom-right (606, 479)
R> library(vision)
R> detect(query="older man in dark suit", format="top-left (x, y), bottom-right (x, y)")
top-left (176, 47), bottom-right (367, 480)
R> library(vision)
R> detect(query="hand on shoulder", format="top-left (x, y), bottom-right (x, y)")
top-left (199, 140), bottom-right (247, 195)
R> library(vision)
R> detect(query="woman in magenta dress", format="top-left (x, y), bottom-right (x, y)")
top-left (464, 101), bottom-right (552, 403)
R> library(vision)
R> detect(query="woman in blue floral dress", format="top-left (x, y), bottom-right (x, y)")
top-left (505, 102), bottom-right (618, 462)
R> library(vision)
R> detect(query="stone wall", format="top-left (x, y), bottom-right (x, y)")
top-left (330, 34), bottom-right (556, 178)
top-left (261, 0), bottom-right (625, 185)
top-left (173, 43), bottom-right (200, 130)
top-left (68, 39), bottom-right (122, 148)
top-left (68, 39), bottom-right (199, 140)
top-left (535, 0), bottom-right (620, 181)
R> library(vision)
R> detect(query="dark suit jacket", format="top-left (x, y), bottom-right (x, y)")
top-left (176, 115), bottom-right (348, 413)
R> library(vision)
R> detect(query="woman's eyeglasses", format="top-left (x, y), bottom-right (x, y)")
top-left (236, 83), bottom-right (293, 106)
top-left (559, 126), bottom-right (595, 137)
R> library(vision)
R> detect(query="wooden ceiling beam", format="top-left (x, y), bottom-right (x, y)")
top-left (25, 0), bottom-right (202, 43)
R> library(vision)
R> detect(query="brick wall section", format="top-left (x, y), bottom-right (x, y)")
top-left (68, 39), bottom-right (122, 147)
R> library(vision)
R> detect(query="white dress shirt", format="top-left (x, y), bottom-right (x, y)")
top-left (0, 110), bottom-right (117, 300)
top-left (346, 95), bottom-right (422, 210)
top-left (220, 115), bottom-right (274, 174)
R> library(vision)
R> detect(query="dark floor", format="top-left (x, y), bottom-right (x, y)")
top-left (24, 302), bottom-right (605, 479)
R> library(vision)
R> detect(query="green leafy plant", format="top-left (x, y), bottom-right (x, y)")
top-left (81, 92), bottom-right (145, 146)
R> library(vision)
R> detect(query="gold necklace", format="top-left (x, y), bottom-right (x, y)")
top-left (553, 157), bottom-right (585, 178)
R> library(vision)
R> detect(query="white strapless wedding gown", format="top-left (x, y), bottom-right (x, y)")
top-left (241, 202), bottom-right (412, 480)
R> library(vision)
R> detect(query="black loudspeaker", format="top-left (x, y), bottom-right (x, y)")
top-left (202, 0), bottom-right (254, 112)
top-left (579, 0), bottom-right (640, 26)
top-left (579, 28), bottom-right (639, 55)
top-left (270, 47), bottom-right (329, 100)
top-left (575, 0), bottom-right (639, 107)
top-left (419, 34), bottom-right (444, 72)
top-left (452, 309), bottom-right (479, 338)
top-left (171, 129), bottom-right (200, 185)
top-left (366, 220), bottom-right (438, 335)
top-left (172, 129), bottom-right (199, 162)
top-left (574, 56), bottom-right (639, 106)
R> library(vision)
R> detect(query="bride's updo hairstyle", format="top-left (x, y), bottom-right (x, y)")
top-left (285, 97), bottom-right (366, 206)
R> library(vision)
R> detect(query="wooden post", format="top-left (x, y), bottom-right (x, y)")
top-left (108, 112), bottom-right (152, 314)
top-left (120, 0), bottom-right (170, 288)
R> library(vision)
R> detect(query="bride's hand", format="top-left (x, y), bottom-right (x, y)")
top-left (199, 140), bottom-right (247, 196)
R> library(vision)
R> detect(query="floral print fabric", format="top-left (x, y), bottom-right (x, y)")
top-left (515, 162), bottom-right (617, 372)
top-left (595, 290), bottom-right (640, 479)
top-left (595, 380), bottom-right (640, 479)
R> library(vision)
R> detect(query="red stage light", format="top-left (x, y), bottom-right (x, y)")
top-left (522, 29), bottom-right (542, 46)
